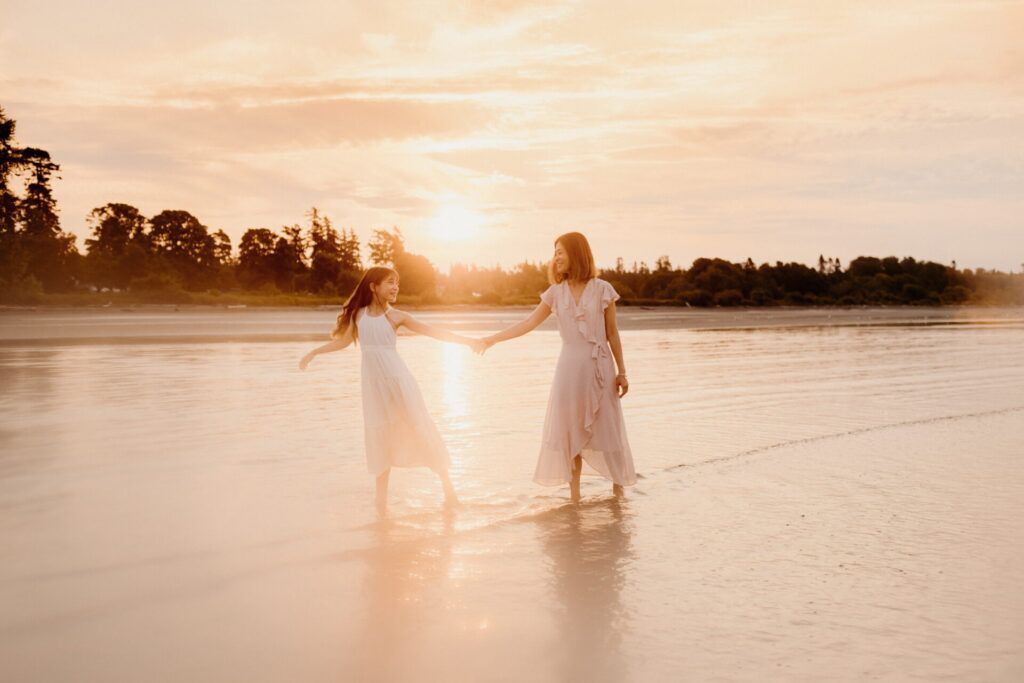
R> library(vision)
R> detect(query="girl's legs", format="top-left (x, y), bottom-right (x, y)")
top-left (438, 469), bottom-right (459, 506)
top-left (375, 469), bottom-right (391, 517)
top-left (612, 483), bottom-right (624, 497)
top-left (570, 455), bottom-right (583, 502)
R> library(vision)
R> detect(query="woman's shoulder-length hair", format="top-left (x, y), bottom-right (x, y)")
top-left (548, 231), bottom-right (597, 284)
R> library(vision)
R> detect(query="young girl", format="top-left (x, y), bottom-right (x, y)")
top-left (483, 232), bottom-right (636, 500)
top-left (300, 266), bottom-right (482, 516)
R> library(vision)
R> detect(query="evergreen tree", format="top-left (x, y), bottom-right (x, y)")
top-left (368, 227), bottom-right (404, 266)
top-left (16, 146), bottom-right (77, 291)
top-left (0, 106), bottom-right (25, 236)
top-left (308, 208), bottom-right (341, 259)
top-left (0, 106), bottom-right (28, 296)
top-left (307, 210), bottom-right (344, 293)
top-left (339, 228), bottom-right (362, 272)
top-left (18, 148), bottom-right (61, 237)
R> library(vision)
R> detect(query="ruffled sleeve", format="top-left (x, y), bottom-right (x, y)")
top-left (539, 284), bottom-right (558, 311)
top-left (600, 279), bottom-right (620, 310)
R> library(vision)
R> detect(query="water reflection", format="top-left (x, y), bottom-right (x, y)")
top-left (0, 349), bottom-right (61, 480)
top-left (3, 315), bottom-right (1023, 681)
top-left (354, 513), bottom-right (455, 682)
top-left (538, 498), bottom-right (634, 683)
top-left (440, 343), bottom-right (468, 421)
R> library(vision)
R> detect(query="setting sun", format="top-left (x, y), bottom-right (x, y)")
top-left (429, 204), bottom-right (486, 242)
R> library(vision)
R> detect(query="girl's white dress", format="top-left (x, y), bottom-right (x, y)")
top-left (536, 278), bottom-right (636, 486)
top-left (357, 309), bottom-right (450, 475)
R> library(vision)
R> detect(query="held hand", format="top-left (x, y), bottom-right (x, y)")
top-left (299, 351), bottom-right (315, 371)
top-left (615, 374), bottom-right (629, 398)
top-left (469, 338), bottom-right (488, 355)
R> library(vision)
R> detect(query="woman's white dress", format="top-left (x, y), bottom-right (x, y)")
top-left (357, 309), bottom-right (450, 475)
top-left (535, 278), bottom-right (636, 486)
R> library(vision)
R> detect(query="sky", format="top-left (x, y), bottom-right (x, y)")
top-left (2, 0), bottom-right (1023, 271)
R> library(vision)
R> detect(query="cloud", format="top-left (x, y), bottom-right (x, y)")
top-left (11, 97), bottom-right (493, 156)
top-left (3, 0), bottom-right (1024, 270)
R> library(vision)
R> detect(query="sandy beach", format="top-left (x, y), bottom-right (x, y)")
top-left (7, 0), bottom-right (1024, 677)
top-left (1, 308), bottom-right (1022, 681)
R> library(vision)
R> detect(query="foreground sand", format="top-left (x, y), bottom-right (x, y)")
top-left (2, 311), bottom-right (1022, 681)
top-left (4, 410), bottom-right (1021, 681)
top-left (329, 411), bottom-right (1024, 682)
top-left (625, 410), bottom-right (1024, 681)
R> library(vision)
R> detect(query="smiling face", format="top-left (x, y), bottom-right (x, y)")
top-left (552, 241), bottom-right (570, 275)
top-left (548, 232), bottom-right (596, 284)
top-left (371, 274), bottom-right (400, 304)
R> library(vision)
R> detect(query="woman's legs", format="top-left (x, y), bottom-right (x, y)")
top-left (375, 469), bottom-right (390, 517)
top-left (571, 455), bottom-right (625, 500)
top-left (570, 455), bottom-right (583, 502)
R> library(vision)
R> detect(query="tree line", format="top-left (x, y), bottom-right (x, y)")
top-left (2, 105), bottom-right (1021, 307)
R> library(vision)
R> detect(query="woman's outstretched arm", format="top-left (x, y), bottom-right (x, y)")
top-left (299, 324), bottom-right (354, 370)
top-left (388, 310), bottom-right (484, 352)
top-left (483, 303), bottom-right (552, 349)
top-left (604, 301), bottom-right (629, 397)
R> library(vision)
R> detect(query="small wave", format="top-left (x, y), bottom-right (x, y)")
top-left (657, 404), bottom-right (1024, 474)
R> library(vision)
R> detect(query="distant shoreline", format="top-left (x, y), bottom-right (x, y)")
top-left (4, 299), bottom-right (1024, 313)
top-left (2, 305), bottom-right (1022, 346)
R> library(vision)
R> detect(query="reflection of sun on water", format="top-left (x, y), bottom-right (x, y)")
top-left (441, 343), bottom-right (468, 420)
top-left (440, 343), bottom-right (469, 469)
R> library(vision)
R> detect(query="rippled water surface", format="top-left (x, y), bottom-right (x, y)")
top-left (2, 308), bottom-right (1023, 681)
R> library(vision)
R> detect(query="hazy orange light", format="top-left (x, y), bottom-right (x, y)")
top-left (429, 203), bottom-right (487, 242)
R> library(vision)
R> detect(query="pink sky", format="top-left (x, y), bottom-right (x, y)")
top-left (3, 0), bottom-right (1023, 271)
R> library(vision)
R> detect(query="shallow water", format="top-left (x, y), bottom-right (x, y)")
top-left (1, 309), bottom-right (1023, 681)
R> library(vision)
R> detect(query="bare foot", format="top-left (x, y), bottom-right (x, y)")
top-left (569, 482), bottom-right (582, 502)
top-left (612, 484), bottom-right (624, 498)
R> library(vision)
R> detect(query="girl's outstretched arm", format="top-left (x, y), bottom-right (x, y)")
top-left (299, 324), bottom-right (354, 370)
top-left (482, 303), bottom-right (551, 349)
top-left (388, 309), bottom-right (483, 352)
top-left (604, 301), bottom-right (629, 397)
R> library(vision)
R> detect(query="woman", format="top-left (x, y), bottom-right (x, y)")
top-left (483, 232), bottom-right (636, 500)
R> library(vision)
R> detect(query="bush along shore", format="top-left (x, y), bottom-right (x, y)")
top-left (5, 253), bottom-right (1022, 309)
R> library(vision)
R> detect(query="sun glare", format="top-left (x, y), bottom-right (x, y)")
top-left (429, 204), bottom-right (486, 242)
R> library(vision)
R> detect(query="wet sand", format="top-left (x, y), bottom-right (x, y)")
top-left (1, 310), bottom-right (1022, 681)
top-left (3, 411), bottom-right (1021, 682)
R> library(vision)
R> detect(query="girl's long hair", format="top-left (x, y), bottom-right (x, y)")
top-left (548, 231), bottom-right (597, 284)
top-left (331, 266), bottom-right (399, 342)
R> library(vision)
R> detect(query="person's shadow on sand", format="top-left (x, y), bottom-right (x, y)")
top-left (538, 496), bottom-right (635, 683)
